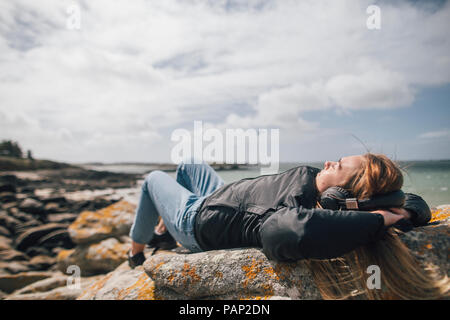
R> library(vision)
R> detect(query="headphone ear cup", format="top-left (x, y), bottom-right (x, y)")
top-left (320, 186), bottom-right (353, 210)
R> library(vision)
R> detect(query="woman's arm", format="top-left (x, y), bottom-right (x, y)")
top-left (259, 206), bottom-right (393, 262)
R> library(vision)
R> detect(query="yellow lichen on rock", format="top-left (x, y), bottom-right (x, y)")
top-left (181, 263), bottom-right (201, 287)
top-left (68, 200), bottom-right (136, 244)
top-left (77, 273), bottom-right (113, 300)
top-left (57, 249), bottom-right (75, 261)
top-left (430, 206), bottom-right (450, 223)
top-left (116, 273), bottom-right (155, 300)
top-left (86, 238), bottom-right (128, 261)
top-left (77, 261), bottom-right (157, 300)
top-left (241, 258), bottom-right (262, 288)
top-left (57, 238), bottom-right (129, 276)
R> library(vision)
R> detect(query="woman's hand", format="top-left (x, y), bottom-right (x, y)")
top-left (388, 207), bottom-right (412, 219)
top-left (371, 209), bottom-right (405, 226)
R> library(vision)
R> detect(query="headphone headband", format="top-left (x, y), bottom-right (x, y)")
top-left (319, 186), bottom-right (405, 211)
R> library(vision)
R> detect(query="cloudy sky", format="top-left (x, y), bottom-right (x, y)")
top-left (0, 0), bottom-right (449, 164)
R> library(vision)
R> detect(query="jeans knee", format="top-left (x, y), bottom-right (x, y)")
top-left (143, 170), bottom-right (165, 191)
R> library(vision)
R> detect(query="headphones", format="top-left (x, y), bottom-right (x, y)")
top-left (319, 186), bottom-right (406, 211)
top-left (319, 187), bottom-right (414, 232)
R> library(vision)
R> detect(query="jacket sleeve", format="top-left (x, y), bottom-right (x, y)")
top-left (259, 206), bottom-right (386, 262)
top-left (402, 193), bottom-right (431, 226)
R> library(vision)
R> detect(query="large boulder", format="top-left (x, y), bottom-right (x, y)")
top-left (78, 208), bottom-right (450, 300)
top-left (144, 248), bottom-right (320, 299)
top-left (68, 200), bottom-right (136, 244)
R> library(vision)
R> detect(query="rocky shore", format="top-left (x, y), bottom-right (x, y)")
top-left (1, 169), bottom-right (449, 299)
top-left (0, 166), bottom-right (141, 298)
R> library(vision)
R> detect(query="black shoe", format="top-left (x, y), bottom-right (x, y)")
top-left (128, 250), bottom-right (146, 269)
top-left (148, 232), bottom-right (178, 250)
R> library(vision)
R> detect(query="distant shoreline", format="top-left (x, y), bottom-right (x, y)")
top-left (80, 162), bottom-right (259, 173)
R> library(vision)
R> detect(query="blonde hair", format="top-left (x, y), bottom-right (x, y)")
top-left (308, 153), bottom-right (449, 299)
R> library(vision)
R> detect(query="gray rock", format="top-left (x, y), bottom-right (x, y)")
top-left (25, 246), bottom-right (52, 258)
top-left (144, 248), bottom-right (320, 300)
top-left (0, 249), bottom-right (29, 262)
top-left (0, 261), bottom-right (31, 274)
top-left (56, 237), bottom-right (129, 276)
top-left (0, 271), bottom-right (54, 293)
top-left (43, 202), bottom-right (63, 213)
top-left (0, 210), bottom-right (21, 233)
top-left (399, 218), bottom-right (449, 276)
top-left (6, 274), bottom-right (103, 300)
top-left (0, 174), bottom-right (18, 193)
top-left (39, 195), bottom-right (67, 205)
top-left (9, 210), bottom-right (35, 223)
top-left (0, 192), bottom-right (16, 203)
top-left (67, 200), bottom-right (136, 245)
top-left (28, 255), bottom-right (56, 270)
top-left (46, 213), bottom-right (78, 224)
top-left (0, 235), bottom-right (12, 250)
top-left (13, 219), bottom-right (43, 235)
top-left (18, 198), bottom-right (44, 215)
top-left (0, 225), bottom-right (11, 237)
top-left (10, 273), bottom-right (68, 295)
top-left (1, 202), bottom-right (18, 211)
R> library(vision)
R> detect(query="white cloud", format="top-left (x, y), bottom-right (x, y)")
top-left (0, 0), bottom-right (449, 162)
top-left (325, 65), bottom-right (414, 110)
top-left (419, 129), bottom-right (450, 139)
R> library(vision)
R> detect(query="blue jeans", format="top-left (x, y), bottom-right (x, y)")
top-left (129, 159), bottom-right (225, 252)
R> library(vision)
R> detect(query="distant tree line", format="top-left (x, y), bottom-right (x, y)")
top-left (0, 140), bottom-right (33, 159)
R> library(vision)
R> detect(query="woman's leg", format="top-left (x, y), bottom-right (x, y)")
top-left (147, 159), bottom-right (225, 238)
top-left (129, 170), bottom-right (201, 254)
top-left (175, 158), bottom-right (225, 197)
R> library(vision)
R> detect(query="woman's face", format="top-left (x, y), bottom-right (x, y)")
top-left (315, 155), bottom-right (364, 194)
